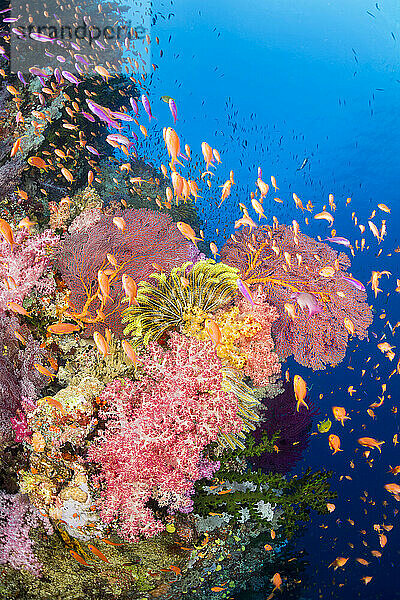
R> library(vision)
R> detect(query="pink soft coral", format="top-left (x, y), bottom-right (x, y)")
top-left (0, 492), bottom-right (53, 575)
top-left (88, 333), bottom-right (242, 541)
top-left (0, 228), bottom-right (58, 310)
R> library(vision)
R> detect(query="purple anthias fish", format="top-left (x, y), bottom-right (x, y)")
top-left (81, 111), bottom-right (95, 122)
top-left (17, 71), bottom-right (27, 85)
top-left (30, 32), bottom-right (54, 43)
top-left (75, 54), bottom-right (89, 66)
top-left (106, 133), bottom-right (133, 148)
top-left (130, 97), bottom-right (138, 115)
top-left (341, 276), bottom-right (366, 291)
top-left (291, 292), bottom-right (323, 317)
top-left (86, 145), bottom-right (100, 156)
top-left (71, 42), bottom-right (80, 50)
top-left (237, 279), bottom-right (255, 306)
top-left (75, 62), bottom-right (85, 75)
top-left (86, 100), bottom-right (119, 128)
top-left (141, 94), bottom-right (154, 121)
top-left (324, 236), bottom-right (351, 247)
top-left (110, 110), bottom-right (134, 122)
top-left (62, 70), bottom-right (81, 85)
top-left (29, 67), bottom-right (51, 77)
top-left (3, 17), bottom-right (20, 23)
top-left (54, 67), bottom-right (62, 84)
top-left (168, 98), bottom-right (177, 123)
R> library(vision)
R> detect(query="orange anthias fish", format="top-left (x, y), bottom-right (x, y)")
top-left (70, 549), bottom-right (90, 566)
top-left (88, 543), bottom-right (109, 562)
top-left (314, 210), bottom-right (334, 225)
top-left (369, 270), bottom-right (391, 297)
top-left (97, 270), bottom-right (112, 302)
top-left (122, 340), bottom-right (139, 366)
top-left (93, 332), bottom-right (110, 357)
top-left (328, 557), bottom-right (348, 570)
top-left (113, 216), bottom-right (126, 232)
top-left (328, 434), bottom-right (343, 454)
top-left (176, 221), bottom-right (202, 246)
top-left (271, 573), bottom-right (282, 591)
top-left (47, 323), bottom-right (80, 335)
top-left (204, 319), bottom-right (222, 347)
top-left (201, 141), bottom-right (214, 170)
top-left (34, 364), bottom-right (56, 380)
top-left (6, 302), bottom-right (31, 317)
top-left (293, 375), bottom-right (309, 411)
top-left (358, 437), bottom-right (385, 452)
top-left (384, 483), bottom-right (400, 495)
top-left (388, 465), bottom-right (400, 475)
top-left (122, 274), bottom-right (138, 306)
top-left (332, 406), bottom-right (351, 426)
top-left (0, 218), bottom-right (15, 246)
top-left (39, 396), bottom-right (66, 414)
top-left (28, 156), bottom-right (50, 170)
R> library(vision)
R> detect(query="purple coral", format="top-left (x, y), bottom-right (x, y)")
top-left (249, 381), bottom-right (318, 474)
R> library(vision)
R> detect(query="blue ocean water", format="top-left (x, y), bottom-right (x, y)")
top-left (140, 1), bottom-right (400, 598)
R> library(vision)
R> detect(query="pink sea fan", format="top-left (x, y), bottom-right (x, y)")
top-left (221, 224), bottom-right (373, 370)
top-left (0, 228), bottom-right (59, 310)
top-left (88, 333), bottom-right (242, 541)
top-left (57, 208), bottom-right (194, 336)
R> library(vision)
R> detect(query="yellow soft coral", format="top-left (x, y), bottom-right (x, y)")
top-left (214, 307), bottom-right (263, 370)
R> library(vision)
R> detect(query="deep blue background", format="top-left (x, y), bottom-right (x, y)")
top-left (132, 1), bottom-right (400, 597)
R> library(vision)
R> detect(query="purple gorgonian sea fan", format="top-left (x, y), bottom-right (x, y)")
top-left (56, 208), bottom-right (194, 336)
top-left (221, 223), bottom-right (373, 370)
